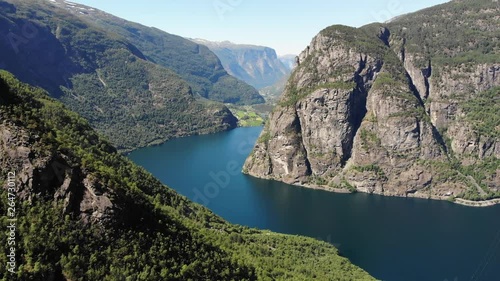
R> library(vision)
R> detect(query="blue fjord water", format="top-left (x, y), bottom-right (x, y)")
top-left (128, 127), bottom-right (500, 281)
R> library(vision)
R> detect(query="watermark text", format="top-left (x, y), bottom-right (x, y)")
top-left (5, 171), bottom-right (17, 274)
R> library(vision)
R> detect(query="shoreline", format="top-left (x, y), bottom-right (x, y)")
top-left (289, 181), bottom-right (500, 208)
top-left (122, 125), bottom-right (251, 155)
top-left (298, 183), bottom-right (352, 194)
top-left (453, 198), bottom-right (500, 207)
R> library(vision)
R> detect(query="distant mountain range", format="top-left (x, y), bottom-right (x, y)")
top-left (278, 54), bottom-right (297, 70)
top-left (192, 39), bottom-right (294, 90)
top-left (258, 73), bottom-right (290, 105)
top-left (0, 0), bottom-right (265, 151)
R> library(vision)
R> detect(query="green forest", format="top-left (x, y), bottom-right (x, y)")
top-left (0, 71), bottom-right (375, 280)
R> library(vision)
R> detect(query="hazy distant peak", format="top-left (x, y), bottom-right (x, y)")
top-left (192, 38), bottom-right (292, 89)
top-left (191, 38), bottom-right (271, 51)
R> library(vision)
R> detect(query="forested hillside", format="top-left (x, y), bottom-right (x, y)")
top-left (0, 0), bottom-right (260, 151)
top-left (67, 3), bottom-right (264, 105)
top-left (0, 70), bottom-right (375, 280)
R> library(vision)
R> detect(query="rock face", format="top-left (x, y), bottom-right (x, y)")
top-left (192, 40), bottom-right (291, 90)
top-left (244, 0), bottom-right (499, 202)
top-left (0, 122), bottom-right (116, 225)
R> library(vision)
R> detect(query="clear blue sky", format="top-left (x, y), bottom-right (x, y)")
top-left (69, 0), bottom-right (450, 55)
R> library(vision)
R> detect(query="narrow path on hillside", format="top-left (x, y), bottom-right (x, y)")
top-left (466, 175), bottom-right (488, 197)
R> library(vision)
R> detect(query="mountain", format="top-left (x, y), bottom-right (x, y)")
top-left (258, 55), bottom-right (296, 105)
top-left (244, 0), bottom-right (499, 203)
top-left (62, 3), bottom-right (264, 105)
top-left (258, 73), bottom-right (290, 105)
top-left (278, 54), bottom-right (297, 71)
top-left (0, 70), bottom-right (375, 280)
top-left (0, 0), bottom-right (262, 151)
top-left (192, 39), bottom-right (291, 90)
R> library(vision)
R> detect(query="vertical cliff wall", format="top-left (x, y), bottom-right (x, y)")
top-left (244, 0), bottom-right (499, 201)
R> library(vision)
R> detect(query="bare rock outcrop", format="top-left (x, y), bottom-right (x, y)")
top-left (244, 9), bottom-right (499, 202)
top-left (0, 122), bottom-right (115, 225)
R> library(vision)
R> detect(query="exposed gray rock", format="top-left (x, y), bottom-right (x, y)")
top-left (1, 122), bottom-right (115, 225)
top-left (244, 19), bottom-right (499, 202)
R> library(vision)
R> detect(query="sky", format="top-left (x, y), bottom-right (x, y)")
top-left (69, 0), bottom-right (450, 55)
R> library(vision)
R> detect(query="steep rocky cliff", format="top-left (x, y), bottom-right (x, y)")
top-left (244, 0), bottom-right (499, 202)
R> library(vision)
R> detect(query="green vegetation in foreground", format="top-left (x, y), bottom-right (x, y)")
top-left (228, 105), bottom-right (265, 127)
top-left (0, 71), bottom-right (376, 280)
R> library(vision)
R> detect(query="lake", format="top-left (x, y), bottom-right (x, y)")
top-left (128, 127), bottom-right (500, 281)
